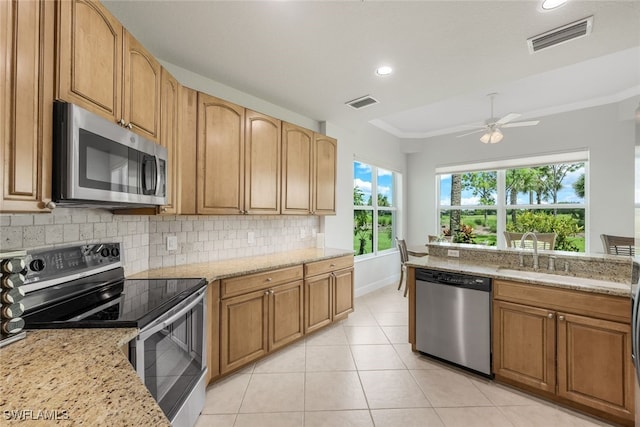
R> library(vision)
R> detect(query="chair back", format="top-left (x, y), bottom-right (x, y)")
top-left (504, 232), bottom-right (556, 250)
top-left (600, 234), bottom-right (635, 256)
top-left (395, 237), bottom-right (409, 263)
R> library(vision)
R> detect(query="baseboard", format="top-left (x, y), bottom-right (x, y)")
top-left (354, 274), bottom-right (400, 297)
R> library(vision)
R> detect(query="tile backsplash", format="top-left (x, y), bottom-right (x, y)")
top-left (0, 209), bottom-right (320, 275)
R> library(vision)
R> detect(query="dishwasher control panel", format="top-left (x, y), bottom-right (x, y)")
top-left (415, 269), bottom-right (491, 291)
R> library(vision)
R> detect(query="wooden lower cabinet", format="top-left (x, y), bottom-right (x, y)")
top-left (493, 279), bottom-right (633, 425)
top-left (206, 281), bottom-right (220, 383)
top-left (333, 267), bottom-right (354, 320)
top-left (219, 280), bottom-right (304, 375)
top-left (304, 273), bottom-right (333, 334)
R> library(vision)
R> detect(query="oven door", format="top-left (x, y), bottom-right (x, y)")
top-left (131, 287), bottom-right (207, 427)
top-left (53, 101), bottom-right (167, 206)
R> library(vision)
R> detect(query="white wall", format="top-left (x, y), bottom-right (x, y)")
top-left (404, 99), bottom-right (639, 254)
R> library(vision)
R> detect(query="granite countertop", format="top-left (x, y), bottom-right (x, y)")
top-left (0, 329), bottom-right (170, 426)
top-left (406, 256), bottom-right (631, 297)
top-left (128, 247), bottom-right (354, 281)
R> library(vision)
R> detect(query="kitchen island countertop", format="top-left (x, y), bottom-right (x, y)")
top-left (0, 328), bottom-right (170, 426)
top-left (406, 256), bottom-right (631, 297)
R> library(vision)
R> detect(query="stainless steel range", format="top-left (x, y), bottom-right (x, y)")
top-left (20, 243), bottom-right (207, 427)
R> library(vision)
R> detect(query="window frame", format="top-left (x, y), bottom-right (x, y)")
top-left (435, 152), bottom-right (589, 252)
top-left (353, 160), bottom-right (401, 259)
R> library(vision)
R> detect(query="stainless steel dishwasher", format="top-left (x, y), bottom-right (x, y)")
top-left (415, 268), bottom-right (492, 377)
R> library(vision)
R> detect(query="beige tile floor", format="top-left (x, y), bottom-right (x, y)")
top-left (196, 284), bottom-right (615, 427)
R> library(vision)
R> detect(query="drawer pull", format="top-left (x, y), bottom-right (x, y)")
top-left (330, 264), bottom-right (336, 268)
top-left (266, 277), bottom-right (272, 282)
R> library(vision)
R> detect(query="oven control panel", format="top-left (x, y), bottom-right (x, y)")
top-left (22, 243), bottom-right (122, 286)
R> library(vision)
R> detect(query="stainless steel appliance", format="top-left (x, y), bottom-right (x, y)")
top-left (415, 268), bottom-right (492, 376)
top-left (0, 250), bottom-right (27, 348)
top-left (20, 243), bottom-right (206, 427)
top-left (52, 101), bottom-right (167, 208)
top-left (631, 283), bottom-right (640, 423)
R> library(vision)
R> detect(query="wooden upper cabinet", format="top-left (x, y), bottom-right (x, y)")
top-left (57, 0), bottom-right (122, 122)
top-left (245, 110), bottom-right (281, 214)
top-left (179, 86), bottom-right (198, 215)
top-left (282, 122), bottom-right (312, 214)
top-left (197, 93), bottom-right (245, 214)
top-left (122, 30), bottom-right (161, 141)
top-left (1, 0), bottom-right (54, 212)
top-left (158, 68), bottom-right (180, 214)
top-left (313, 134), bottom-right (337, 215)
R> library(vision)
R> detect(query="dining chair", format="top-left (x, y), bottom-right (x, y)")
top-left (600, 234), bottom-right (635, 256)
top-left (504, 232), bottom-right (557, 250)
top-left (395, 237), bottom-right (409, 297)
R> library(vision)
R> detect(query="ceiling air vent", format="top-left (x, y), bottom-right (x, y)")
top-left (346, 95), bottom-right (379, 110)
top-left (527, 16), bottom-right (593, 53)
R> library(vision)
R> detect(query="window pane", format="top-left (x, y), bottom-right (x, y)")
top-left (506, 163), bottom-right (585, 205)
top-left (353, 209), bottom-right (373, 255)
top-left (461, 171), bottom-right (497, 206)
top-left (506, 208), bottom-right (585, 252)
top-left (354, 161), bottom-right (372, 206)
top-left (377, 211), bottom-right (394, 251)
top-left (377, 168), bottom-right (394, 207)
top-left (439, 209), bottom-right (497, 246)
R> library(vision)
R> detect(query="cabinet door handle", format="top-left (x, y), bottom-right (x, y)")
top-left (126, 123), bottom-right (133, 129)
top-left (266, 277), bottom-right (272, 282)
top-left (547, 313), bottom-right (554, 319)
top-left (264, 290), bottom-right (270, 296)
top-left (558, 315), bottom-right (565, 321)
top-left (330, 264), bottom-right (336, 268)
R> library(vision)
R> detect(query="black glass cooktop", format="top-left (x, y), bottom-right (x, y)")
top-left (22, 268), bottom-right (206, 329)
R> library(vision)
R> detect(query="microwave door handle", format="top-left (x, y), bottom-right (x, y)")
top-left (141, 155), bottom-right (157, 195)
top-left (154, 155), bottom-right (161, 196)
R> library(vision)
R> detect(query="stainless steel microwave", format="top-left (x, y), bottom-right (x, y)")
top-left (52, 101), bottom-right (167, 208)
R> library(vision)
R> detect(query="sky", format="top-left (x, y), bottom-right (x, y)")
top-left (439, 165), bottom-right (585, 206)
top-left (354, 161), bottom-right (393, 205)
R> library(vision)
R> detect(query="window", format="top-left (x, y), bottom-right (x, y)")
top-left (437, 153), bottom-right (587, 252)
top-left (354, 161), bottom-right (400, 257)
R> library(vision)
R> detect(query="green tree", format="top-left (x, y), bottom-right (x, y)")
top-left (377, 193), bottom-right (390, 207)
top-left (536, 163), bottom-right (583, 214)
top-left (573, 173), bottom-right (585, 199)
top-left (506, 211), bottom-right (583, 251)
top-left (353, 186), bottom-right (371, 255)
top-left (462, 171), bottom-right (496, 225)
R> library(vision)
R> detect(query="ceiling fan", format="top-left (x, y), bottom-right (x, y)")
top-left (457, 93), bottom-right (540, 144)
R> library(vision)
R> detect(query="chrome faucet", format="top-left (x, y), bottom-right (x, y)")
top-left (520, 232), bottom-right (539, 270)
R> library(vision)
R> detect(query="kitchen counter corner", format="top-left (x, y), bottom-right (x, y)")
top-left (0, 328), bottom-right (170, 426)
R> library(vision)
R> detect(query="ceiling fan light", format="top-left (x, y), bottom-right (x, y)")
top-left (480, 132), bottom-right (491, 144)
top-left (490, 129), bottom-right (504, 143)
top-left (541, 0), bottom-right (567, 10)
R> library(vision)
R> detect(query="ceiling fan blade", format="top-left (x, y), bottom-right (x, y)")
top-left (457, 128), bottom-right (486, 137)
top-left (502, 120), bottom-right (540, 128)
top-left (496, 113), bottom-right (521, 125)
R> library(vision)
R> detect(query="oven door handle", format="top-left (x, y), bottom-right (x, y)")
top-left (138, 287), bottom-right (206, 341)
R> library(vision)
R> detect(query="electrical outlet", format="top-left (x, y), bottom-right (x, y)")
top-left (447, 249), bottom-right (460, 258)
top-left (166, 235), bottom-right (177, 251)
top-left (248, 231), bottom-right (255, 245)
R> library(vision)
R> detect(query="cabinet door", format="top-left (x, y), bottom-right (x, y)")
top-left (220, 289), bottom-right (268, 374)
top-left (245, 110), bottom-right (281, 214)
top-left (333, 268), bottom-right (354, 320)
top-left (178, 86), bottom-right (198, 215)
top-left (269, 281), bottom-right (304, 351)
top-left (304, 273), bottom-right (333, 334)
top-left (1, 0), bottom-right (54, 212)
top-left (312, 134), bottom-right (337, 215)
top-left (281, 122), bottom-right (312, 214)
top-left (493, 300), bottom-right (556, 393)
top-left (158, 68), bottom-right (179, 214)
top-left (197, 93), bottom-right (245, 214)
top-left (557, 312), bottom-right (633, 420)
top-left (122, 31), bottom-right (161, 141)
top-left (57, 0), bottom-right (122, 122)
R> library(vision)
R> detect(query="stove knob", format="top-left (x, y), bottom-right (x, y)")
top-left (2, 273), bottom-right (25, 289)
top-left (1, 287), bottom-right (25, 304)
top-left (2, 303), bottom-right (24, 318)
top-left (29, 259), bottom-right (45, 272)
top-left (2, 317), bottom-right (25, 334)
top-left (110, 247), bottom-right (120, 258)
top-left (100, 248), bottom-right (111, 258)
top-left (1, 258), bottom-right (25, 274)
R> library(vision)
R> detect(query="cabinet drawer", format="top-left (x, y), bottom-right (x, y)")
top-left (494, 279), bottom-right (630, 323)
top-left (304, 255), bottom-right (354, 277)
top-left (221, 266), bottom-right (303, 299)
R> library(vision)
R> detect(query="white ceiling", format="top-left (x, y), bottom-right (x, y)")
top-left (102, 1), bottom-right (640, 139)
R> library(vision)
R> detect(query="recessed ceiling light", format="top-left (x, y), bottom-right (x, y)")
top-left (376, 66), bottom-right (393, 76)
top-left (541, 0), bottom-right (568, 10)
